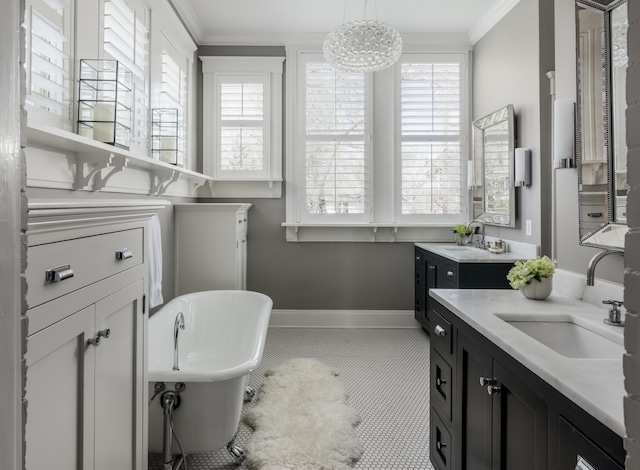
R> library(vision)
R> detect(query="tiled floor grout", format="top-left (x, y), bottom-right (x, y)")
top-left (149, 327), bottom-right (433, 470)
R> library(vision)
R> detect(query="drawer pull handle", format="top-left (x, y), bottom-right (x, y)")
top-left (479, 377), bottom-right (497, 386)
top-left (428, 265), bottom-right (436, 270)
top-left (97, 328), bottom-right (111, 339)
top-left (87, 336), bottom-right (101, 347)
top-left (587, 212), bottom-right (602, 217)
top-left (447, 270), bottom-right (454, 277)
top-left (436, 441), bottom-right (447, 450)
top-left (115, 248), bottom-right (133, 260)
top-left (434, 325), bottom-right (446, 337)
top-left (487, 385), bottom-right (502, 395)
top-left (45, 265), bottom-right (74, 283)
top-left (436, 377), bottom-right (447, 387)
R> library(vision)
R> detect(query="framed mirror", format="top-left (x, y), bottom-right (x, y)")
top-left (471, 104), bottom-right (516, 227)
top-left (575, 0), bottom-right (628, 249)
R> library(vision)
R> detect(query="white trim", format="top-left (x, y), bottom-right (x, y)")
top-left (269, 309), bottom-right (420, 329)
top-left (468, 0), bottom-right (521, 44)
top-left (167, 0), bottom-right (204, 43)
top-left (201, 56), bottom-right (284, 198)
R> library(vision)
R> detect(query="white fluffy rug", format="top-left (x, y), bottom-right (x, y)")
top-left (244, 358), bottom-right (363, 470)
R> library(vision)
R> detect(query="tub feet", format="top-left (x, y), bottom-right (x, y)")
top-left (244, 386), bottom-right (255, 402)
top-left (227, 442), bottom-right (246, 464)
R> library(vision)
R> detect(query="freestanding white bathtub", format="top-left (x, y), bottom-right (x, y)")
top-left (147, 290), bottom-right (272, 454)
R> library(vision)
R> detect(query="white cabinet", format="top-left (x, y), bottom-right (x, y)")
top-left (24, 199), bottom-right (168, 470)
top-left (174, 203), bottom-right (251, 295)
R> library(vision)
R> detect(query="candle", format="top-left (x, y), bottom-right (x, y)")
top-left (93, 122), bottom-right (115, 143)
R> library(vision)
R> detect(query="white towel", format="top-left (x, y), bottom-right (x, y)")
top-left (148, 214), bottom-right (164, 308)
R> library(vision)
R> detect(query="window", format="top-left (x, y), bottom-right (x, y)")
top-left (25, 0), bottom-right (73, 128)
top-left (201, 57), bottom-right (284, 197)
top-left (217, 76), bottom-right (268, 175)
top-left (302, 57), bottom-right (370, 221)
top-left (398, 55), bottom-right (465, 222)
top-left (160, 35), bottom-right (189, 165)
top-left (103, 0), bottom-right (149, 153)
top-left (285, 47), bottom-right (470, 241)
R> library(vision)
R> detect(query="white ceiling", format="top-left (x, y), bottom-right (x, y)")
top-left (172, 0), bottom-right (520, 45)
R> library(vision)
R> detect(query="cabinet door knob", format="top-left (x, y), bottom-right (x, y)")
top-left (434, 325), bottom-right (446, 337)
top-left (479, 377), bottom-right (497, 386)
top-left (487, 385), bottom-right (502, 395)
top-left (45, 265), bottom-right (74, 283)
top-left (97, 328), bottom-right (111, 339)
top-left (115, 248), bottom-right (133, 260)
top-left (87, 336), bottom-right (101, 347)
top-left (436, 441), bottom-right (447, 450)
top-left (447, 270), bottom-right (454, 277)
top-left (436, 377), bottom-right (447, 387)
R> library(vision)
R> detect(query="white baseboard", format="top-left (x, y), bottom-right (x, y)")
top-left (269, 309), bottom-right (421, 329)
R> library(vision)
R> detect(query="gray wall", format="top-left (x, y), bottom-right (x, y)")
top-left (472, 0), bottom-right (555, 255)
top-left (553, 0), bottom-right (624, 283)
top-left (197, 46), bottom-right (414, 311)
top-left (26, 188), bottom-right (195, 312)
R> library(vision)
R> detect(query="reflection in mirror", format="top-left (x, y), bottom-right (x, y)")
top-left (472, 105), bottom-right (515, 227)
top-left (575, 0), bottom-right (628, 249)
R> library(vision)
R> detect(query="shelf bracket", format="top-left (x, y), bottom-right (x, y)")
top-left (149, 170), bottom-right (181, 195)
top-left (93, 157), bottom-right (129, 191)
top-left (191, 179), bottom-right (211, 197)
top-left (75, 153), bottom-right (127, 191)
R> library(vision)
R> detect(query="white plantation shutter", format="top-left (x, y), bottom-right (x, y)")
top-left (400, 58), bottom-right (464, 216)
top-left (103, 0), bottom-right (149, 152)
top-left (217, 77), bottom-right (268, 174)
top-left (25, 0), bottom-right (72, 126)
top-left (161, 38), bottom-right (189, 160)
top-left (303, 58), bottom-right (370, 219)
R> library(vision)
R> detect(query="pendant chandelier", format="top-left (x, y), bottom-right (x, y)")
top-left (323, 0), bottom-right (403, 73)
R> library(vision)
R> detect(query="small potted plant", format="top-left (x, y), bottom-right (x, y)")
top-left (452, 224), bottom-right (474, 245)
top-left (506, 256), bottom-right (556, 300)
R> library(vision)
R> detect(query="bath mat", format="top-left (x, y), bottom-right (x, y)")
top-left (243, 358), bottom-right (363, 469)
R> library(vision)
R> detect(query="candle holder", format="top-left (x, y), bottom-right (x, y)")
top-left (77, 59), bottom-right (132, 149)
top-left (151, 108), bottom-right (184, 166)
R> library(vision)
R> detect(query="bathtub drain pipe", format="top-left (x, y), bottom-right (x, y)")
top-left (161, 391), bottom-right (185, 470)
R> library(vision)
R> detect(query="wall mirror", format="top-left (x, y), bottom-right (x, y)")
top-left (471, 104), bottom-right (516, 227)
top-left (575, 0), bottom-right (628, 250)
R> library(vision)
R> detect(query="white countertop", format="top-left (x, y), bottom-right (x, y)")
top-left (430, 288), bottom-right (625, 437)
top-left (415, 243), bottom-right (529, 263)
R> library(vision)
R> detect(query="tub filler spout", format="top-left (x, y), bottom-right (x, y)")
top-left (173, 312), bottom-right (185, 371)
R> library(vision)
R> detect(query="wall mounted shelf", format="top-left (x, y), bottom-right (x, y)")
top-left (26, 121), bottom-right (214, 196)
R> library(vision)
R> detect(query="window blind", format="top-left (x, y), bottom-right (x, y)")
top-left (161, 44), bottom-right (188, 157)
top-left (26, 0), bottom-right (71, 120)
top-left (400, 61), bottom-right (462, 215)
top-left (218, 81), bottom-right (265, 171)
top-left (304, 62), bottom-right (368, 216)
top-left (104, 0), bottom-right (149, 150)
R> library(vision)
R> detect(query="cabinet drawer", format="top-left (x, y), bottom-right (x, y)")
top-left (26, 228), bottom-right (143, 308)
top-left (443, 262), bottom-right (458, 287)
top-left (431, 350), bottom-right (453, 423)
top-left (558, 417), bottom-right (623, 470)
top-left (415, 248), bottom-right (424, 268)
top-left (431, 409), bottom-right (454, 470)
top-left (431, 310), bottom-right (453, 357)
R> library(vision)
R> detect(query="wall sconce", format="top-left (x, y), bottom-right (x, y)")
top-left (553, 98), bottom-right (576, 169)
top-left (515, 148), bottom-right (531, 187)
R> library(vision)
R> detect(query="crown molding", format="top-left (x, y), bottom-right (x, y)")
top-left (168, 0), bottom-right (205, 43)
top-left (468, 0), bottom-right (521, 44)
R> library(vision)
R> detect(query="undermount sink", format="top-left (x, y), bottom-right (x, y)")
top-left (441, 246), bottom-right (474, 251)
top-left (495, 314), bottom-right (624, 359)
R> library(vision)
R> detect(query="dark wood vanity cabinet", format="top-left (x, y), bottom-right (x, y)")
top-left (414, 246), bottom-right (513, 333)
top-left (430, 300), bottom-right (625, 470)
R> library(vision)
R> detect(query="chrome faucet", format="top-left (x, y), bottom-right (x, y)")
top-left (173, 312), bottom-right (185, 371)
top-left (466, 219), bottom-right (486, 248)
top-left (586, 250), bottom-right (624, 286)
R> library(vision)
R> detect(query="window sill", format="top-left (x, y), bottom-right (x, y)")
top-left (281, 223), bottom-right (456, 242)
top-left (26, 122), bottom-right (213, 196)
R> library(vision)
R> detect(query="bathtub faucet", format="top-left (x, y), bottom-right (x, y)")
top-left (173, 312), bottom-right (185, 371)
